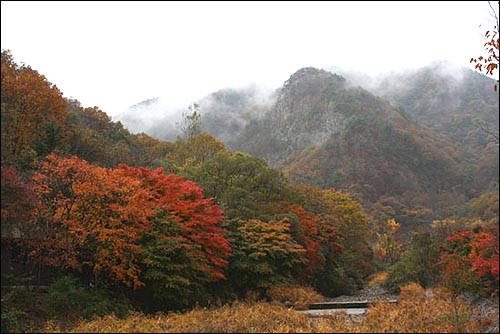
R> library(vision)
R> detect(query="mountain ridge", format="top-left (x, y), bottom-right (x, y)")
top-left (114, 63), bottom-right (498, 225)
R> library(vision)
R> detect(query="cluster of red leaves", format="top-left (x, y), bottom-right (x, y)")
top-left (441, 227), bottom-right (499, 296)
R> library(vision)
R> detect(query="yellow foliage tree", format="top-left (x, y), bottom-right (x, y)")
top-left (374, 218), bottom-right (403, 264)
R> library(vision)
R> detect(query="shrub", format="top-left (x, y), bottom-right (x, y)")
top-left (47, 302), bottom-right (305, 333)
top-left (0, 287), bottom-right (48, 333)
top-left (314, 266), bottom-right (357, 296)
top-left (1, 291), bottom-right (28, 333)
top-left (367, 271), bottom-right (389, 287)
top-left (386, 232), bottom-right (440, 292)
top-left (44, 275), bottom-right (133, 320)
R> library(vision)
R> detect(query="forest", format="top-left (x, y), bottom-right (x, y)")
top-left (1, 48), bottom-right (498, 333)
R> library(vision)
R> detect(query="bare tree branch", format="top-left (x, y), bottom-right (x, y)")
top-left (475, 118), bottom-right (499, 144)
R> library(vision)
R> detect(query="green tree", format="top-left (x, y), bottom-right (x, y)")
top-left (226, 217), bottom-right (306, 294)
top-left (177, 103), bottom-right (202, 141)
top-left (386, 232), bottom-right (441, 292)
top-left (182, 150), bottom-right (287, 220)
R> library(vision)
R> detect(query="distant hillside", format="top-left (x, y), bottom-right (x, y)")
top-left (371, 62), bottom-right (499, 198)
top-left (118, 64), bottom-right (499, 228)
top-left (373, 62), bottom-right (499, 156)
top-left (231, 67), bottom-right (404, 165)
top-left (114, 85), bottom-right (274, 143)
top-left (197, 85), bottom-right (274, 147)
top-left (224, 68), bottom-right (468, 224)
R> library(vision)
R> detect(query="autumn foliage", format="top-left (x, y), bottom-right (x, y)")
top-left (1, 50), bottom-right (68, 168)
top-left (28, 154), bottom-right (231, 290)
top-left (470, 1), bottom-right (499, 90)
top-left (2, 49), bottom-right (498, 333)
top-left (440, 227), bottom-right (499, 297)
top-left (373, 218), bottom-right (403, 264)
top-left (226, 217), bottom-right (306, 291)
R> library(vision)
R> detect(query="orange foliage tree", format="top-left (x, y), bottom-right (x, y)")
top-left (439, 227), bottom-right (499, 297)
top-left (289, 184), bottom-right (373, 294)
top-left (29, 155), bottom-right (231, 292)
top-left (1, 50), bottom-right (68, 168)
top-left (281, 204), bottom-right (324, 280)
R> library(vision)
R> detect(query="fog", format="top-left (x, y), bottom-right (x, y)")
top-left (1, 1), bottom-right (494, 120)
top-left (114, 82), bottom-right (276, 141)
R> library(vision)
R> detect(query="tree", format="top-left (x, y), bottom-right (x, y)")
top-left (438, 230), bottom-right (482, 296)
top-left (374, 218), bottom-right (403, 264)
top-left (438, 227), bottom-right (499, 298)
top-left (280, 204), bottom-right (323, 280)
top-left (386, 232), bottom-right (441, 292)
top-left (470, 2), bottom-right (500, 143)
top-left (226, 217), bottom-right (306, 292)
top-left (177, 103), bottom-right (202, 141)
top-left (288, 184), bottom-right (374, 294)
top-left (181, 150), bottom-right (287, 220)
top-left (28, 155), bottom-right (232, 292)
top-left (1, 50), bottom-right (69, 168)
top-left (470, 1), bottom-right (499, 91)
top-left (166, 133), bottom-right (226, 172)
top-left (30, 155), bottom-right (149, 288)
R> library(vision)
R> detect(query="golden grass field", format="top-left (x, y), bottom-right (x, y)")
top-left (38, 283), bottom-right (491, 333)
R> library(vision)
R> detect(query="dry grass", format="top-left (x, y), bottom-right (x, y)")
top-left (361, 283), bottom-right (486, 333)
top-left (367, 271), bottom-right (389, 287)
top-left (265, 284), bottom-right (325, 310)
top-left (43, 301), bottom-right (355, 333)
top-left (38, 283), bottom-right (488, 333)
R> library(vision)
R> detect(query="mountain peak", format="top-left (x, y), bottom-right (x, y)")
top-left (129, 97), bottom-right (160, 110)
top-left (284, 67), bottom-right (346, 89)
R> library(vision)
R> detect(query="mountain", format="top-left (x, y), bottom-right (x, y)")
top-left (197, 85), bottom-right (274, 147)
top-left (373, 61), bottom-right (499, 156)
top-left (114, 85), bottom-right (274, 143)
top-left (225, 67), bottom-right (470, 225)
top-left (371, 62), bottom-right (499, 197)
top-left (120, 64), bottom-right (499, 228)
top-left (231, 67), bottom-right (405, 165)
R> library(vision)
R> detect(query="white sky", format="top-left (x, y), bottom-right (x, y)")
top-left (1, 1), bottom-right (497, 117)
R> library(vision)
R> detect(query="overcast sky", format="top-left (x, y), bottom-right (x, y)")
top-left (1, 1), bottom-right (496, 117)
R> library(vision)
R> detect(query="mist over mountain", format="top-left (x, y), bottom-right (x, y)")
top-left (115, 63), bottom-right (498, 225)
top-left (114, 84), bottom-right (275, 143)
top-left (371, 62), bottom-right (499, 157)
top-left (113, 97), bottom-right (183, 141)
top-left (197, 84), bottom-right (275, 147)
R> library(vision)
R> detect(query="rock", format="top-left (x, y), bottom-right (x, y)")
top-left (326, 283), bottom-right (398, 303)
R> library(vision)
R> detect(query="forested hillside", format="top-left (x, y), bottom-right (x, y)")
top-left (1, 50), bottom-right (498, 333)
